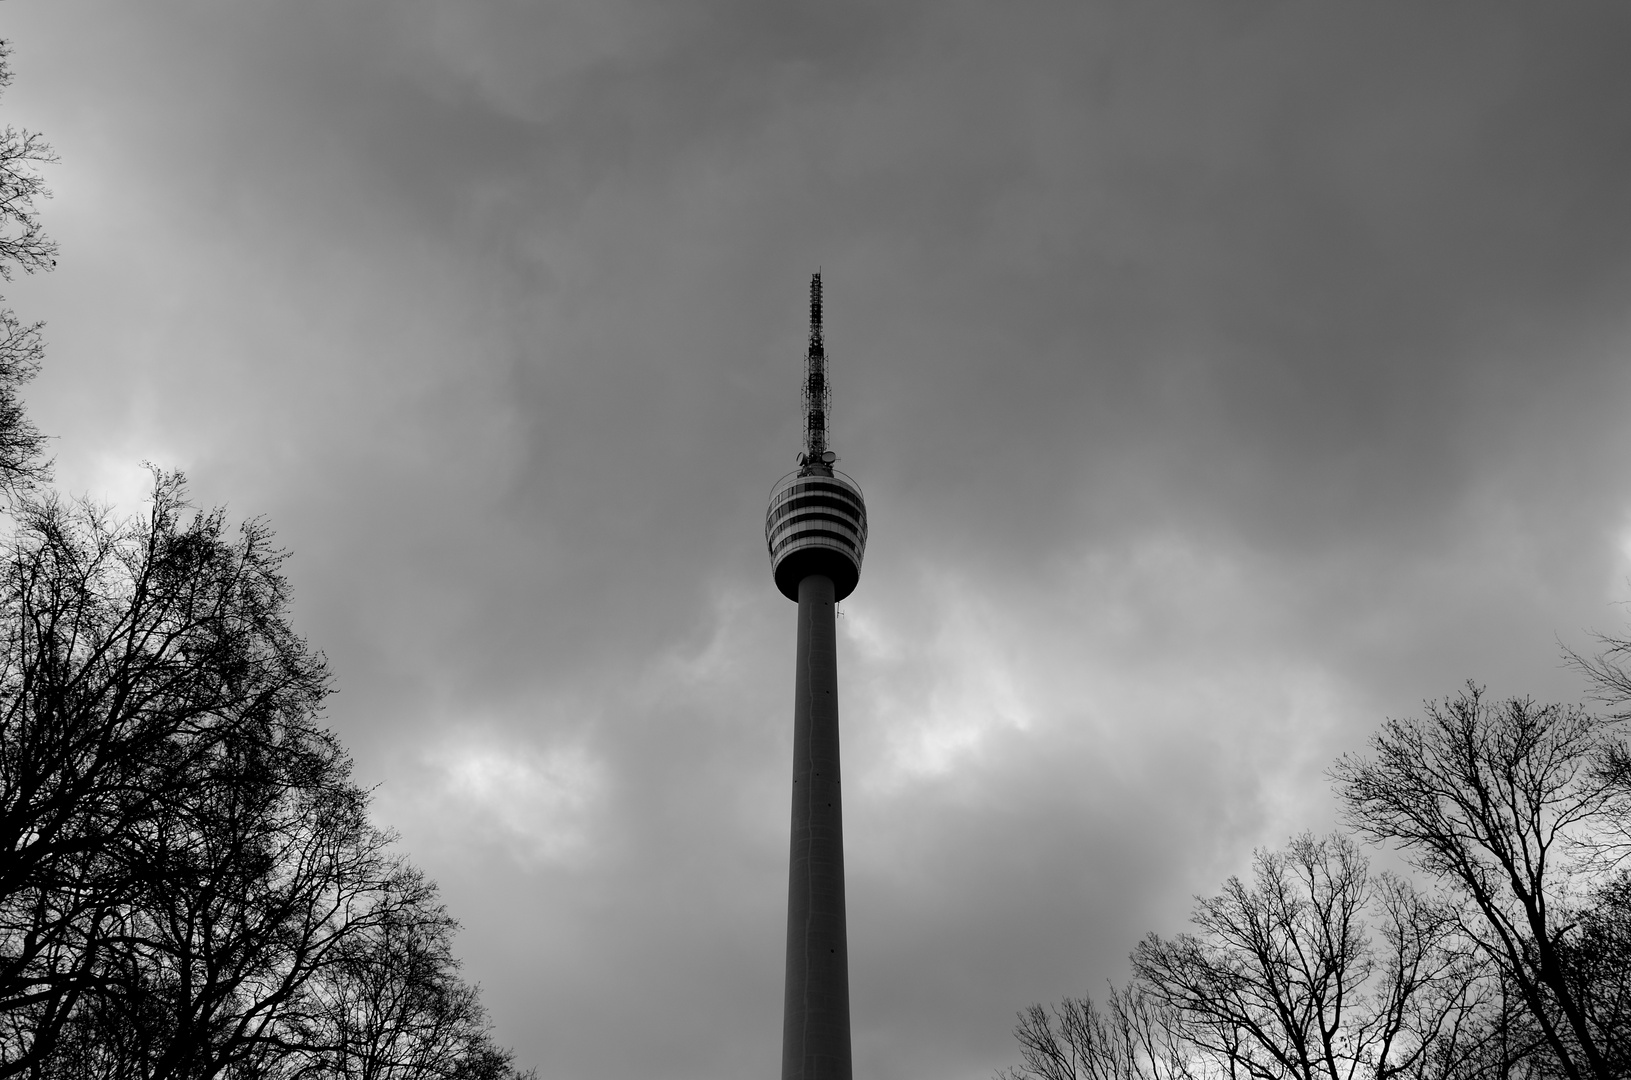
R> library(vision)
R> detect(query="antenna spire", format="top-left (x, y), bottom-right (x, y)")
top-left (802, 272), bottom-right (831, 470)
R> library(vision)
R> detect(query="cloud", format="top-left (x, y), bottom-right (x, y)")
top-left (382, 732), bottom-right (607, 868)
top-left (8, 3), bottom-right (1631, 1077)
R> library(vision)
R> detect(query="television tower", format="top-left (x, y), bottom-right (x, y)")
top-left (765, 273), bottom-right (868, 1080)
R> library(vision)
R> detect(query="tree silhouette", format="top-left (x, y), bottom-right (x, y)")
top-left (0, 477), bottom-right (334, 1074)
top-left (1132, 833), bottom-right (1491, 1080)
top-left (0, 476), bottom-right (524, 1078)
top-left (0, 40), bottom-right (54, 490)
top-left (1333, 688), bottom-right (1626, 1080)
top-left (998, 985), bottom-right (1200, 1080)
top-left (1003, 835), bottom-right (1524, 1080)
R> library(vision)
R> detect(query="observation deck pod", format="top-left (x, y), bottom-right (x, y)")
top-left (765, 467), bottom-right (868, 602)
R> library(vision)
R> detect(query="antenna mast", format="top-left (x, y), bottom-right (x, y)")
top-left (802, 272), bottom-right (831, 470)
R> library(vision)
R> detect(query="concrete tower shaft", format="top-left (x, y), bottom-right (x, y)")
top-left (780, 572), bottom-right (850, 1080)
top-left (768, 275), bottom-right (863, 1080)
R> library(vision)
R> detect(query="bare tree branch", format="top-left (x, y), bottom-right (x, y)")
top-left (1332, 686), bottom-right (1627, 1080)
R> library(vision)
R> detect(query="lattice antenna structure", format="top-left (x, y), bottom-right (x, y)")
top-left (802, 272), bottom-right (832, 466)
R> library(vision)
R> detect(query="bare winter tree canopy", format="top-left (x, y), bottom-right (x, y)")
top-left (0, 475), bottom-right (529, 1078)
top-left (1003, 833), bottom-right (1547, 1080)
top-left (1136, 833), bottom-right (1505, 1080)
top-left (996, 986), bottom-right (1193, 1080)
top-left (1333, 687), bottom-right (1629, 1080)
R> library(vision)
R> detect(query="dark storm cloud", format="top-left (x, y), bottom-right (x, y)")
top-left (8, 3), bottom-right (1631, 1077)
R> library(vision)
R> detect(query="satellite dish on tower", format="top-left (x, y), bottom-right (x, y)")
top-left (822, 451), bottom-right (837, 463)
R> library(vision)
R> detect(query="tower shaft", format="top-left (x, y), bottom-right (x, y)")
top-left (780, 572), bottom-right (852, 1080)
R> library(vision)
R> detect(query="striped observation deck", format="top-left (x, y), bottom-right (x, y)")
top-left (765, 468), bottom-right (868, 602)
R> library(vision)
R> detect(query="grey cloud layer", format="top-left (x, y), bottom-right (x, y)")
top-left (8, 2), bottom-right (1631, 1077)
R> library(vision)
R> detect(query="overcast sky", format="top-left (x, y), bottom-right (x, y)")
top-left (6, 3), bottom-right (1631, 1077)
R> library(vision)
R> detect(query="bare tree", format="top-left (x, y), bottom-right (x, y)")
top-left (75, 732), bottom-right (524, 1080)
top-left (1001, 835), bottom-right (1498, 1080)
top-left (1332, 687), bottom-right (1626, 1080)
top-left (998, 985), bottom-right (1204, 1080)
top-left (81, 724), bottom-right (421, 1079)
top-left (0, 39), bottom-right (55, 490)
top-left (0, 475), bottom-right (330, 1076)
top-left (295, 884), bottom-right (526, 1080)
top-left (1130, 833), bottom-right (1488, 1080)
top-left (0, 476), bottom-right (526, 1079)
top-left (0, 43), bottom-right (54, 280)
top-left (1549, 873), bottom-right (1630, 1078)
